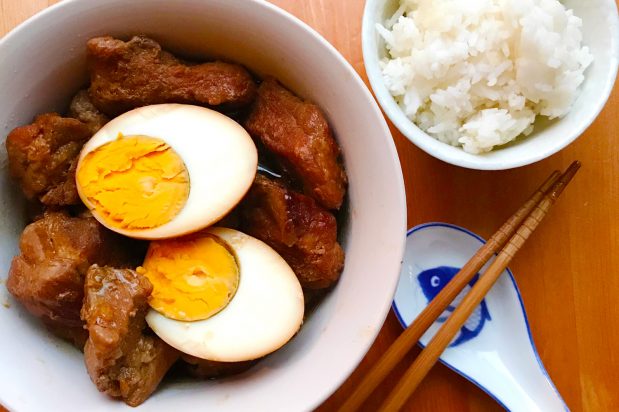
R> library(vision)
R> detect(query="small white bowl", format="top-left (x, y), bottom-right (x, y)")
top-left (363, 0), bottom-right (619, 170)
top-left (0, 0), bottom-right (407, 410)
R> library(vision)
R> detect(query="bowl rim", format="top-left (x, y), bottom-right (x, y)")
top-left (0, 0), bottom-right (408, 410)
top-left (361, 0), bottom-right (619, 170)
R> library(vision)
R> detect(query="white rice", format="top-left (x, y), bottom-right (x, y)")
top-left (377, 0), bottom-right (593, 154)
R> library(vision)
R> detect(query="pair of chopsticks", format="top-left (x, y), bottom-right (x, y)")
top-left (341, 161), bottom-right (581, 412)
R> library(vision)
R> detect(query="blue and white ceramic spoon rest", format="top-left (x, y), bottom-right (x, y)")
top-left (393, 223), bottom-right (567, 412)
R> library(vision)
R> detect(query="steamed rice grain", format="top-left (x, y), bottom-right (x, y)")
top-left (378, 0), bottom-right (593, 154)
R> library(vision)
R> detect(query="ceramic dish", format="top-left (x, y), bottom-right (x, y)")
top-left (394, 223), bottom-right (566, 411)
top-left (0, 0), bottom-right (407, 410)
top-left (362, 0), bottom-right (619, 170)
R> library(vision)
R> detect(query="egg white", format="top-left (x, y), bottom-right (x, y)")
top-left (76, 104), bottom-right (257, 239)
top-left (146, 228), bottom-right (305, 362)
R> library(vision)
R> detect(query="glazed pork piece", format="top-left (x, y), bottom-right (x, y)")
top-left (81, 265), bottom-right (179, 407)
top-left (181, 355), bottom-right (257, 379)
top-left (245, 78), bottom-right (347, 210)
top-left (42, 319), bottom-right (89, 350)
top-left (7, 212), bottom-right (144, 333)
top-left (240, 175), bottom-right (344, 289)
top-left (5, 113), bottom-right (91, 206)
top-left (87, 36), bottom-right (257, 116)
top-left (68, 89), bottom-right (110, 135)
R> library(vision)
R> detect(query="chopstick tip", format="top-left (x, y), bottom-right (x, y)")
top-left (549, 161), bottom-right (581, 200)
top-left (565, 160), bottom-right (582, 176)
top-left (539, 170), bottom-right (562, 193)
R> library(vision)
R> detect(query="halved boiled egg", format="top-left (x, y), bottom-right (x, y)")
top-left (143, 227), bottom-right (304, 362)
top-left (75, 104), bottom-right (257, 239)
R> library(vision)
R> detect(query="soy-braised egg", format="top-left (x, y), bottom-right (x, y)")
top-left (75, 104), bottom-right (257, 239)
top-left (143, 228), bottom-right (305, 362)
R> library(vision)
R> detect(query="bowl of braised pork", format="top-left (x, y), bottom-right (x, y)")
top-left (0, 0), bottom-right (406, 410)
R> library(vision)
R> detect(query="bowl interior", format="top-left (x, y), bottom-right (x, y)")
top-left (363, 0), bottom-right (619, 170)
top-left (0, 1), bottom-right (406, 410)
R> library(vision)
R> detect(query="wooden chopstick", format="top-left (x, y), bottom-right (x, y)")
top-left (378, 161), bottom-right (581, 412)
top-left (339, 169), bottom-right (561, 412)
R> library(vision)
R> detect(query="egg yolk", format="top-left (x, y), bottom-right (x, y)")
top-left (76, 135), bottom-right (190, 230)
top-left (138, 234), bottom-right (240, 321)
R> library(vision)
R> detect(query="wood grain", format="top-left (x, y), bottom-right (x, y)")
top-left (340, 170), bottom-right (562, 412)
top-left (379, 163), bottom-right (580, 411)
top-left (1, 1), bottom-right (618, 411)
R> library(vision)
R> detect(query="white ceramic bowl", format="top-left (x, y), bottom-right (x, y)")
top-left (363, 0), bottom-right (619, 170)
top-left (0, 1), bottom-right (407, 411)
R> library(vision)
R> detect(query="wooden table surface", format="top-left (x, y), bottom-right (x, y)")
top-left (2, 1), bottom-right (618, 411)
